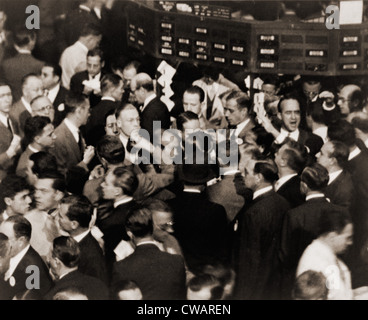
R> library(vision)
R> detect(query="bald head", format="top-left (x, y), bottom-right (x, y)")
top-left (338, 84), bottom-right (364, 116)
top-left (130, 73), bottom-right (154, 105)
top-left (22, 75), bottom-right (44, 103)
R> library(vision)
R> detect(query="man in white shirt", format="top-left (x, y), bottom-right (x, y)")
top-left (59, 24), bottom-right (102, 89)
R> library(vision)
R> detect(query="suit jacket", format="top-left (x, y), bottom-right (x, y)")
top-left (44, 270), bottom-right (109, 300)
top-left (9, 99), bottom-right (32, 139)
top-left (169, 191), bottom-right (228, 272)
top-left (279, 197), bottom-right (348, 298)
top-left (324, 170), bottom-right (354, 209)
top-left (0, 246), bottom-right (52, 300)
top-left (78, 232), bottom-right (108, 284)
top-left (140, 97), bottom-right (170, 142)
top-left (70, 70), bottom-right (101, 108)
top-left (86, 99), bottom-right (120, 146)
top-left (276, 175), bottom-right (305, 209)
top-left (50, 120), bottom-right (87, 176)
top-left (0, 118), bottom-right (18, 179)
top-left (52, 85), bottom-right (69, 127)
top-left (0, 30), bottom-right (14, 66)
top-left (16, 145), bottom-right (36, 178)
top-left (112, 243), bottom-right (186, 300)
top-left (207, 174), bottom-right (246, 222)
top-left (233, 190), bottom-right (290, 300)
top-left (2, 53), bottom-right (44, 101)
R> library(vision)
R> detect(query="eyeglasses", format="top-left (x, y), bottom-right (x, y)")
top-left (34, 105), bottom-right (53, 113)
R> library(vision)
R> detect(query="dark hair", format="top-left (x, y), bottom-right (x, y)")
top-left (115, 103), bottom-right (137, 120)
top-left (176, 111), bottom-right (199, 131)
top-left (30, 151), bottom-right (58, 175)
top-left (350, 88), bottom-right (364, 112)
top-left (201, 66), bottom-right (220, 82)
top-left (184, 85), bottom-right (205, 103)
top-left (14, 28), bottom-right (36, 47)
top-left (225, 90), bottom-right (252, 112)
top-left (24, 116), bottom-right (51, 145)
top-left (96, 135), bottom-right (125, 164)
top-left (0, 81), bottom-right (11, 89)
top-left (318, 209), bottom-right (352, 236)
top-left (53, 236), bottom-right (80, 268)
top-left (6, 215), bottom-right (32, 241)
top-left (125, 206), bottom-right (153, 238)
top-left (143, 198), bottom-right (173, 215)
top-left (60, 195), bottom-right (93, 229)
top-left (0, 175), bottom-right (31, 211)
top-left (53, 287), bottom-right (87, 300)
top-left (328, 140), bottom-right (349, 169)
top-left (80, 23), bottom-right (102, 38)
top-left (308, 101), bottom-right (326, 125)
top-left (187, 274), bottom-right (223, 300)
top-left (277, 93), bottom-right (300, 113)
top-left (301, 163), bottom-right (329, 191)
top-left (111, 280), bottom-right (141, 300)
top-left (43, 63), bottom-right (62, 79)
top-left (293, 270), bottom-right (328, 300)
top-left (37, 170), bottom-right (66, 193)
top-left (328, 120), bottom-right (356, 147)
top-left (201, 263), bottom-right (236, 290)
top-left (87, 47), bottom-right (104, 60)
top-left (279, 139), bottom-right (308, 173)
top-left (253, 160), bottom-right (279, 183)
top-left (101, 73), bottom-right (122, 95)
top-left (0, 233), bottom-right (9, 257)
top-left (351, 114), bottom-right (368, 134)
top-left (104, 108), bottom-right (116, 125)
top-left (111, 166), bottom-right (138, 196)
top-left (64, 92), bottom-right (89, 115)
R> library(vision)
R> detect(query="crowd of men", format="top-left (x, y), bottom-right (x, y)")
top-left (0, 0), bottom-right (368, 300)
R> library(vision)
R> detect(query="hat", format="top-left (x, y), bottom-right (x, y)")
top-left (178, 163), bottom-right (216, 185)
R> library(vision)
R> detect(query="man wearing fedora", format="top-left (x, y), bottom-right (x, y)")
top-left (169, 162), bottom-right (228, 274)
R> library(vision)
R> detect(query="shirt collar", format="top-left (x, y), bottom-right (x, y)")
top-left (73, 230), bottom-right (90, 243)
top-left (349, 146), bottom-right (361, 161)
top-left (183, 188), bottom-right (202, 194)
top-left (136, 240), bottom-right (161, 248)
top-left (328, 170), bottom-right (343, 185)
top-left (47, 83), bottom-right (60, 103)
top-left (253, 185), bottom-right (273, 200)
top-left (0, 113), bottom-right (9, 128)
top-left (16, 48), bottom-right (32, 54)
top-left (28, 144), bottom-right (40, 153)
top-left (119, 133), bottom-right (128, 148)
top-left (101, 96), bottom-right (116, 102)
top-left (365, 139), bottom-right (368, 148)
top-left (142, 93), bottom-right (156, 112)
top-left (313, 126), bottom-right (328, 143)
top-left (5, 245), bottom-right (30, 281)
top-left (79, 4), bottom-right (91, 12)
top-left (280, 127), bottom-right (300, 141)
top-left (76, 41), bottom-right (88, 53)
top-left (306, 193), bottom-right (325, 201)
top-left (114, 197), bottom-right (133, 208)
top-left (21, 97), bottom-right (33, 114)
top-left (89, 72), bottom-right (101, 81)
top-left (64, 118), bottom-right (80, 143)
top-left (234, 119), bottom-right (250, 137)
top-left (222, 169), bottom-right (240, 176)
top-left (274, 173), bottom-right (297, 191)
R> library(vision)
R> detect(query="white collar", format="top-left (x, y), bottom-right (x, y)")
top-left (142, 93), bottom-right (156, 112)
top-left (5, 245), bottom-right (30, 281)
top-left (47, 83), bottom-right (60, 103)
top-left (222, 169), bottom-right (240, 176)
top-left (313, 126), bottom-right (328, 143)
top-left (21, 97), bottom-right (33, 114)
top-left (365, 138), bottom-right (368, 148)
top-left (76, 41), bottom-right (88, 53)
top-left (274, 173), bottom-right (297, 191)
top-left (114, 197), bottom-right (133, 208)
top-left (101, 96), bottom-right (116, 102)
top-left (234, 119), bottom-right (250, 137)
top-left (89, 72), bottom-right (101, 80)
top-left (328, 170), bottom-right (343, 185)
top-left (119, 133), bottom-right (128, 148)
top-left (253, 185), bottom-right (273, 200)
top-left (64, 118), bottom-right (80, 143)
top-left (136, 240), bottom-right (161, 248)
top-left (94, 7), bottom-right (102, 19)
top-left (73, 230), bottom-right (90, 243)
top-left (58, 269), bottom-right (77, 280)
top-left (0, 113), bottom-right (9, 128)
top-left (281, 127), bottom-right (300, 141)
top-left (28, 144), bottom-right (41, 153)
top-left (2, 210), bottom-right (9, 221)
top-left (183, 188), bottom-right (202, 194)
top-left (79, 4), bottom-right (91, 12)
top-left (306, 193), bottom-right (325, 201)
top-left (349, 147), bottom-right (361, 161)
top-left (16, 48), bottom-right (32, 54)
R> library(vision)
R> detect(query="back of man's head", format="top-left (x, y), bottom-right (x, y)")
top-left (187, 274), bottom-right (223, 300)
top-left (100, 73), bottom-right (122, 95)
top-left (52, 236), bottom-right (80, 268)
top-left (253, 159), bottom-right (279, 184)
top-left (14, 28), bottom-right (36, 49)
top-left (280, 139), bottom-right (308, 173)
top-left (96, 135), bottom-right (125, 164)
top-left (301, 163), bottom-right (329, 191)
top-left (125, 206), bottom-right (153, 239)
top-left (293, 270), bottom-right (328, 300)
top-left (5, 215), bottom-right (32, 243)
top-left (328, 120), bottom-right (356, 148)
top-left (64, 92), bottom-right (88, 116)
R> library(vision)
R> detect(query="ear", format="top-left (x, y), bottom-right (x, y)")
top-left (55, 190), bottom-right (64, 202)
top-left (4, 197), bottom-right (12, 207)
top-left (277, 112), bottom-right (282, 120)
top-left (71, 220), bottom-right (79, 231)
top-left (127, 230), bottom-right (133, 240)
top-left (101, 61), bottom-right (105, 68)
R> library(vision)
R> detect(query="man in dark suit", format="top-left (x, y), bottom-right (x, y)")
top-left (130, 73), bottom-right (170, 142)
top-left (57, 194), bottom-right (108, 284)
top-left (41, 63), bottom-right (69, 127)
top-left (0, 82), bottom-right (21, 179)
top-left (0, 215), bottom-right (52, 300)
top-left (317, 140), bottom-right (354, 209)
top-left (44, 236), bottom-right (109, 300)
top-left (0, 9), bottom-right (13, 66)
top-left (10, 74), bottom-right (44, 138)
top-left (112, 205), bottom-right (186, 300)
top-left (274, 139), bottom-right (307, 208)
top-left (2, 29), bottom-right (44, 101)
top-left (233, 160), bottom-right (290, 300)
top-left (50, 92), bottom-right (95, 177)
top-left (169, 162), bottom-right (228, 273)
top-left (86, 73), bottom-right (124, 146)
top-left (261, 94), bottom-right (324, 157)
top-left (70, 48), bottom-right (104, 108)
top-left (279, 163), bottom-right (347, 299)
top-left (99, 166), bottom-right (138, 278)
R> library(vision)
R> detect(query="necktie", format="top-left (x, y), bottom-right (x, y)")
top-left (78, 131), bottom-right (84, 154)
top-left (126, 138), bottom-right (135, 153)
top-left (7, 117), bottom-right (13, 137)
